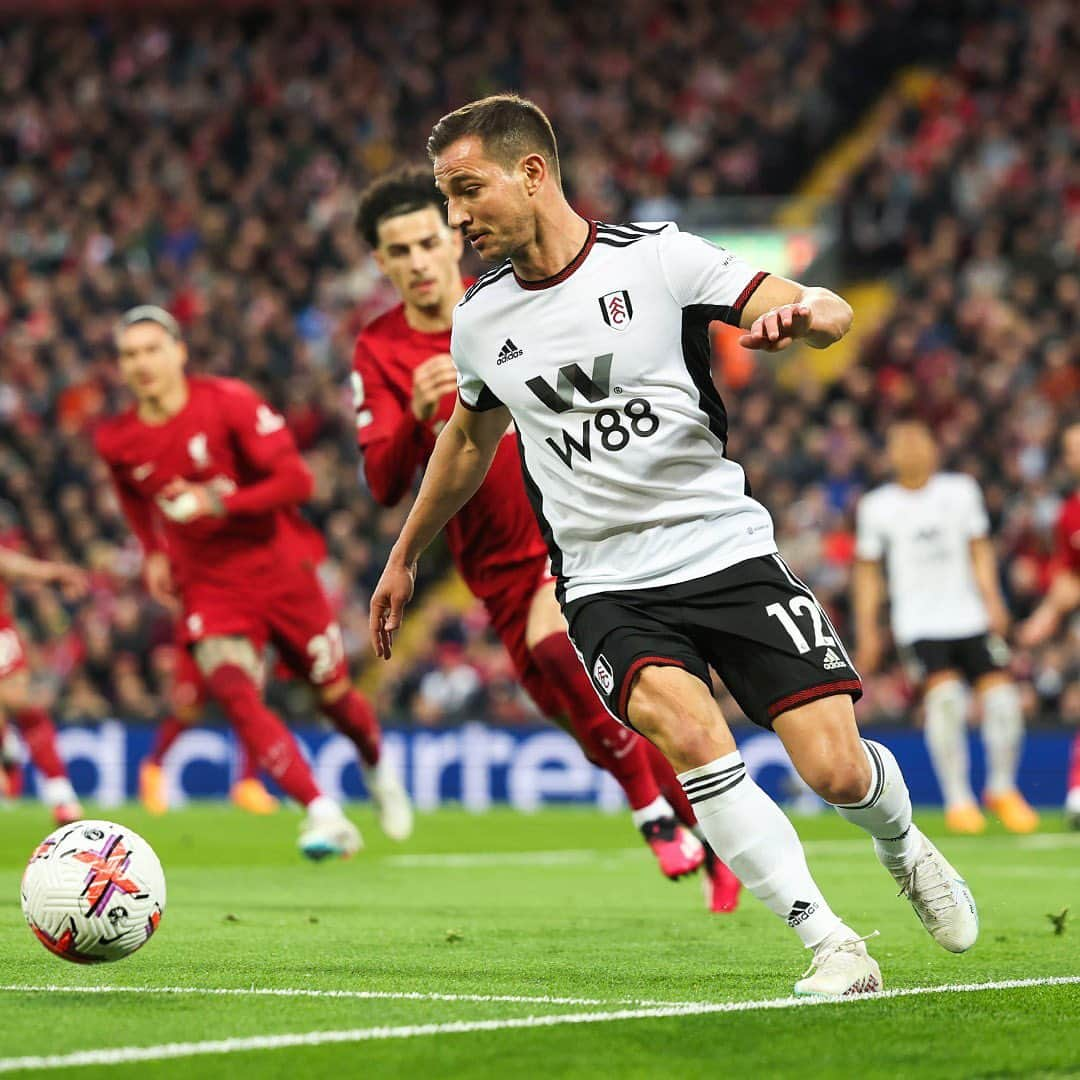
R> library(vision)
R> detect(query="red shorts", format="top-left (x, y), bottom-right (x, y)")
top-left (0, 617), bottom-right (27, 681)
top-left (481, 556), bottom-right (564, 719)
top-left (180, 564), bottom-right (348, 686)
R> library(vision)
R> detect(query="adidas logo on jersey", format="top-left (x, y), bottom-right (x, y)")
top-left (497, 338), bottom-right (523, 364)
top-left (822, 648), bottom-right (845, 670)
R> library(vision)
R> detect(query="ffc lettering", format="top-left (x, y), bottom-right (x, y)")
top-left (527, 353), bottom-right (660, 470)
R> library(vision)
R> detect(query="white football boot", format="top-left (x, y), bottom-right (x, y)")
top-left (794, 928), bottom-right (883, 998)
top-left (1065, 787), bottom-right (1080, 831)
top-left (890, 834), bottom-right (978, 953)
top-left (298, 796), bottom-right (362, 861)
top-left (363, 759), bottom-right (414, 841)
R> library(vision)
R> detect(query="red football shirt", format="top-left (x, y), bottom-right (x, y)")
top-left (1055, 492), bottom-right (1080, 576)
top-left (95, 376), bottom-right (321, 589)
top-left (352, 304), bottom-right (548, 599)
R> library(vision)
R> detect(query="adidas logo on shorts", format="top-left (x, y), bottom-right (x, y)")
top-left (822, 647), bottom-right (845, 671)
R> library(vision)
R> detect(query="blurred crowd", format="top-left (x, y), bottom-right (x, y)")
top-left (0, 1), bottom-right (1075, 729)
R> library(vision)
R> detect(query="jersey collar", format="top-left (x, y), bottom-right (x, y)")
top-left (513, 219), bottom-right (596, 292)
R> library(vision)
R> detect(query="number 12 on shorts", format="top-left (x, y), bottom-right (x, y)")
top-left (766, 597), bottom-right (835, 654)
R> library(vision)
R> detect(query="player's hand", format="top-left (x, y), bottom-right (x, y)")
top-left (369, 558), bottom-right (417, 659)
top-left (854, 629), bottom-right (883, 676)
top-left (739, 304), bottom-right (813, 352)
top-left (48, 562), bottom-right (89, 601)
top-left (1016, 607), bottom-right (1058, 648)
top-left (157, 479), bottom-right (224, 523)
top-left (144, 551), bottom-right (180, 613)
top-left (411, 353), bottom-right (459, 422)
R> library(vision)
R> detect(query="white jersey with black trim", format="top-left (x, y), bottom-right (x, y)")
top-left (452, 219), bottom-right (777, 605)
top-left (855, 472), bottom-right (991, 645)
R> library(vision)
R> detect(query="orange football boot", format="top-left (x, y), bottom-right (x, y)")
top-left (984, 789), bottom-right (1039, 834)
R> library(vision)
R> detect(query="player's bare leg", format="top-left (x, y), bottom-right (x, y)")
top-left (318, 677), bottom-right (412, 841)
top-left (975, 671), bottom-right (1038, 833)
top-left (525, 582), bottom-right (704, 881)
top-left (776, 694), bottom-right (978, 955)
top-left (194, 637), bottom-right (359, 859)
top-left (922, 671), bottom-right (985, 833)
top-left (628, 664), bottom-right (878, 995)
top-left (0, 670), bottom-right (81, 825)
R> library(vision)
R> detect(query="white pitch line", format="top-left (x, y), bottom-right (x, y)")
top-left (0, 985), bottom-right (694, 1009)
top-left (384, 833), bottom-right (1080, 868)
top-left (0, 976), bottom-right (1076, 1073)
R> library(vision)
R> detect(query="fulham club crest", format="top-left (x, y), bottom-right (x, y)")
top-left (599, 290), bottom-right (633, 332)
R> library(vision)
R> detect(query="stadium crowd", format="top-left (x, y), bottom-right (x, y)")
top-left (0, 1), bottom-right (1074, 729)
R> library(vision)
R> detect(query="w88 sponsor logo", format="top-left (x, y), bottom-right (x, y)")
top-left (525, 353), bottom-right (660, 470)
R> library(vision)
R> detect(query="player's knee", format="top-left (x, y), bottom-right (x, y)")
top-left (806, 752), bottom-right (872, 806)
top-left (204, 663), bottom-right (258, 713)
top-left (627, 666), bottom-right (727, 768)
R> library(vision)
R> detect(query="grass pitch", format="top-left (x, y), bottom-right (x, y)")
top-left (0, 802), bottom-right (1077, 1078)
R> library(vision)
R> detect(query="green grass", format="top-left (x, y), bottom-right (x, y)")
top-left (1, 803), bottom-right (1078, 1078)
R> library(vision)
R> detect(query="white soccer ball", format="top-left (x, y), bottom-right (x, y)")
top-left (21, 819), bottom-right (166, 964)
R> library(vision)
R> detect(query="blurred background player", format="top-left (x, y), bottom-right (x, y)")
top-left (352, 167), bottom-right (739, 909)
top-left (95, 306), bottom-right (411, 858)
top-left (0, 544), bottom-right (87, 824)
top-left (1019, 421), bottom-right (1080, 827)
top-left (138, 632), bottom-right (277, 816)
top-left (854, 419), bottom-right (1038, 834)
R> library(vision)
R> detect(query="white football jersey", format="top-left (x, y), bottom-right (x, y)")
top-left (452, 220), bottom-right (777, 605)
top-left (855, 473), bottom-right (991, 645)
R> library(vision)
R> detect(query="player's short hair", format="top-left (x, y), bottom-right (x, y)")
top-left (355, 166), bottom-right (448, 249)
top-left (113, 305), bottom-right (182, 346)
top-left (427, 93), bottom-right (561, 184)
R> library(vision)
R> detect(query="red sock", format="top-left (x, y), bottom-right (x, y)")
top-left (14, 708), bottom-right (66, 780)
top-left (237, 746), bottom-right (258, 782)
top-left (205, 664), bottom-right (320, 806)
top-left (146, 717), bottom-right (187, 767)
top-left (1069, 731), bottom-right (1080, 792)
top-left (530, 632), bottom-right (661, 810)
top-left (320, 690), bottom-right (381, 767)
top-left (642, 738), bottom-right (698, 827)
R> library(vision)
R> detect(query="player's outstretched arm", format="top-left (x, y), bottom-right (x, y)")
top-left (738, 276), bottom-right (853, 352)
top-left (0, 546), bottom-right (88, 600)
top-left (1018, 569), bottom-right (1080, 647)
top-left (370, 400), bottom-right (511, 659)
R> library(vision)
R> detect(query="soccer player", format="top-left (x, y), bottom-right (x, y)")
top-left (96, 306), bottom-right (411, 858)
top-left (854, 420), bottom-right (1038, 834)
top-left (1018, 420), bottom-right (1080, 827)
top-left (0, 544), bottom-right (87, 823)
top-left (138, 635), bottom-right (279, 816)
top-left (370, 94), bottom-right (980, 996)
top-left (353, 167), bottom-right (739, 905)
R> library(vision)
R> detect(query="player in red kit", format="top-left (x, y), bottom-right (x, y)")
top-left (1019, 421), bottom-right (1080, 827)
top-left (0, 544), bottom-right (87, 823)
top-left (96, 306), bottom-right (412, 858)
top-left (352, 168), bottom-right (739, 908)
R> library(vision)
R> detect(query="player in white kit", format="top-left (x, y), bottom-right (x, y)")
top-left (854, 420), bottom-right (1038, 835)
top-left (369, 94), bottom-right (979, 996)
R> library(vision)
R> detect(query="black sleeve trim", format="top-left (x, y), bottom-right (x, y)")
top-left (457, 386), bottom-right (504, 412)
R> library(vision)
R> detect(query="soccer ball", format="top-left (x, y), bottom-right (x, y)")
top-left (21, 819), bottom-right (166, 964)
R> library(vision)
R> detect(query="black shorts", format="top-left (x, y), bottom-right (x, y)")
top-left (564, 554), bottom-right (862, 731)
top-left (899, 634), bottom-right (1010, 686)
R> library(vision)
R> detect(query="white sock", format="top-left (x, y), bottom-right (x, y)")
top-left (41, 776), bottom-right (77, 808)
top-left (680, 752), bottom-right (842, 948)
top-left (835, 740), bottom-right (922, 871)
top-left (306, 794), bottom-right (341, 818)
top-left (630, 794), bottom-right (675, 829)
top-left (981, 682), bottom-right (1024, 796)
top-left (924, 679), bottom-right (975, 808)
